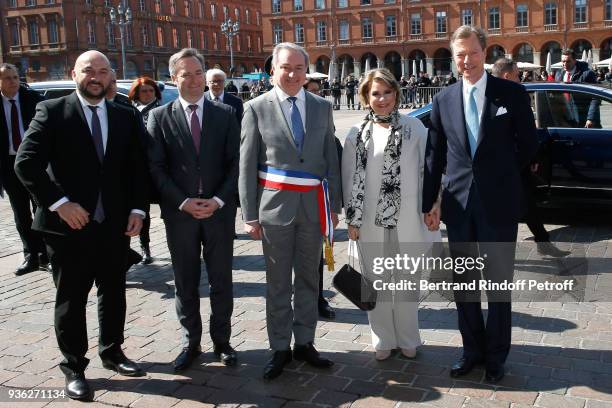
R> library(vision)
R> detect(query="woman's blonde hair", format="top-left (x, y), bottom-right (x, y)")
top-left (357, 68), bottom-right (401, 110)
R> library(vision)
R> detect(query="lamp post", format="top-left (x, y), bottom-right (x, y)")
top-left (221, 18), bottom-right (240, 75)
top-left (109, 2), bottom-right (132, 79)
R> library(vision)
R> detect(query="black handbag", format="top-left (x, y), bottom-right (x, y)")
top-left (332, 241), bottom-right (377, 311)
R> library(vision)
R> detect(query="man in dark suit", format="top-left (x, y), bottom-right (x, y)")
top-left (422, 26), bottom-right (539, 384)
top-left (0, 63), bottom-right (48, 275)
top-left (148, 48), bottom-right (240, 371)
top-left (205, 68), bottom-right (243, 124)
top-left (14, 51), bottom-right (149, 400)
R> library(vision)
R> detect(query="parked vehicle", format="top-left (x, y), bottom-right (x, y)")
top-left (409, 82), bottom-right (612, 208)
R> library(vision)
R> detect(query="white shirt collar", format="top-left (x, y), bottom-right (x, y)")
top-left (76, 90), bottom-right (106, 113)
top-left (209, 90), bottom-right (224, 101)
top-left (275, 86), bottom-right (306, 103)
top-left (1, 91), bottom-right (20, 103)
top-left (178, 94), bottom-right (205, 113)
top-left (463, 71), bottom-right (487, 95)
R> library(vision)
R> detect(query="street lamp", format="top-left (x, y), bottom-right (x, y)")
top-left (109, 2), bottom-right (133, 79)
top-left (221, 18), bottom-right (240, 75)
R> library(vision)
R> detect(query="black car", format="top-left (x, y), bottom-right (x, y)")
top-left (409, 82), bottom-right (612, 208)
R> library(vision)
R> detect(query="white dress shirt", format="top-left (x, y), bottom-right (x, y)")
top-left (177, 94), bottom-right (225, 210)
top-left (50, 91), bottom-right (145, 217)
top-left (275, 86), bottom-right (306, 134)
top-left (1, 92), bottom-right (25, 155)
top-left (462, 71), bottom-right (488, 127)
top-left (209, 90), bottom-right (224, 102)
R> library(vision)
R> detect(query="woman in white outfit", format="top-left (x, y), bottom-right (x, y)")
top-left (342, 68), bottom-right (441, 361)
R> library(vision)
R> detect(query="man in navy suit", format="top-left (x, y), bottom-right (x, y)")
top-left (422, 26), bottom-right (539, 383)
top-left (205, 68), bottom-right (243, 124)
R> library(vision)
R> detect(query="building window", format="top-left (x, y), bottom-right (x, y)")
top-left (516, 4), bottom-right (528, 27)
top-left (9, 0), bottom-right (17, 7)
top-left (170, 0), bottom-right (177, 15)
top-left (462, 9), bottom-right (472, 26)
top-left (104, 0), bottom-right (111, 7)
top-left (362, 17), bottom-right (373, 38)
top-left (223, 5), bottom-right (228, 18)
top-left (199, 1), bottom-right (205, 18)
top-left (213, 32), bottom-right (219, 49)
top-left (87, 20), bottom-right (96, 44)
top-left (315, 0), bottom-right (325, 9)
top-left (10, 22), bottom-right (20, 46)
top-left (211, 4), bottom-right (216, 19)
top-left (185, 0), bottom-right (193, 17)
top-left (156, 26), bottom-right (164, 47)
top-left (139, 0), bottom-right (146, 11)
top-left (48, 19), bottom-right (59, 43)
top-left (385, 15), bottom-right (396, 37)
top-left (155, 0), bottom-right (161, 13)
top-left (235, 8), bottom-right (240, 20)
top-left (200, 31), bottom-right (205, 49)
top-left (294, 23), bottom-right (304, 43)
top-left (317, 21), bottom-right (327, 41)
top-left (126, 27), bottom-right (133, 46)
top-left (545, 2), bottom-right (557, 25)
top-left (606, 0), bottom-right (612, 19)
top-left (489, 7), bottom-right (500, 29)
top-left (273, 22), bottom-right (283, 44)
top-left (257, 11), bottom-right (261, 25)
top-left (339, 19), bottom-right (349, 40)
top-left (361, 0), bottom-right (371, 5)
top-left (187, 29), bottom-right (193, 47)
top-left (106, 21), bottom-right (115, 46)
top-left (337, 0), bottom-right (347, 7)
top-left (272, 0), bottom-right (281, 13)
top-left (172, 28), bottom-right (180, 48)
top-left (575, 0), bottom-right (587, 22)
top-left (247, 35), bottom-right (252, 51)
top-left (294, 0), bottom-right (303, 11)
top-left (436, 11), bottom-right (447, 33)
top-left (27, 0), bottom-right (36, 6)
top-left (411, 13), bottom-right (421, 35)
top-left (141, 25), bottom-right (149, 46)
top-left (246, 9), bottom-right (250, 23)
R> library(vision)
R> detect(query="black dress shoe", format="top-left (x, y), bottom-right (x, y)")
top-left (38, 253), bottom-right (51, 271)
top-left (214, 343), bottom-right (237, 366)
top-left (15, 258), bottom-right (39, 276)
top-left (485, 364), bottom-right (505, 383)
top-left (101, 351), bottom-right (144, 377)
top-left (318, 301), bottom-right (336, 320)
top-left (293, 343), bottom-right (333, 368)
top-left (65, 372), bottom-right (92, 401)
top-left (450, 357), bottom-right (482, 378)
top-left (141, 244), bottom-right (153, 265)
top-left (173, 346), bottom-right (202, 371)
top-left (537, 242), bottom-right (571, 258)
top-left (127, 248), bottom-right (143, 269)
top-left (263, 350), bottom-right (292, 380)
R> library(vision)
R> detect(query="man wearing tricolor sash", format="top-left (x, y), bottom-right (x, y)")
top-left (239, 42), bottom-right (341, 381)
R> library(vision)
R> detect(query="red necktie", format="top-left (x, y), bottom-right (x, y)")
top-left (564, 71), bottom-right (571, 83)
top-left (9, 100), bottom-right (21, 152)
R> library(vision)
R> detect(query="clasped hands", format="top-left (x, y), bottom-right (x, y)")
top-left (56, 201), bottom-right (143, 236)
top-left (244, 213), bottom-right (339, 241)
top-left (182, 198), bottom-right (219, 219)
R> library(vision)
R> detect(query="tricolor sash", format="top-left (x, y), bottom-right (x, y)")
top-left (258, 165), bottom-right (335, 270)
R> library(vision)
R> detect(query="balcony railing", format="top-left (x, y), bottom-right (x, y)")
top-left (435, 32), bottom-right (447, 39)
top-left (605, 20), bottom-right (612, 27)
top-left (488, 28), bottom-right (501, 35)
top-left (385, 35), bottom-right (397, 42)
top-left (362, 37), bottom-right (373, 43)
top-left (515, 26), bottom-right (528, 33)
top-left (338, 38), bottom-right (350, 45)
top-left (316, 40), bottom-right (327, 46)
top-left (574, 22), bottom-right (587, 29)
top-left (544, 24), bottom-right (558, 31)
top-left (409, 33), bottom-right (423, 40)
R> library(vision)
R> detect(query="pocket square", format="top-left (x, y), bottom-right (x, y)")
top-left (496, 107), bottom-right (508, 116)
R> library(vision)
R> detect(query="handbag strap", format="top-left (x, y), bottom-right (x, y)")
top-left (349, 240), bottom-right (370, 285)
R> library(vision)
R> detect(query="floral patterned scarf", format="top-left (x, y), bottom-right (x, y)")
top-left (346, 109), bottom-right (405, 229)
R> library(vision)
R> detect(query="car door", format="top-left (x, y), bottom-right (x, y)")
top-left (539, 89), bottom-right (612, 196)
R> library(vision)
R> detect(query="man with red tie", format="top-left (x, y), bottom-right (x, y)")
top-left (0, 63), bottom-right (48, 275)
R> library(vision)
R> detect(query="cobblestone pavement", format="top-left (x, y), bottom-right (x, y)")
top-left (0, 111), bottom-right (611, 407)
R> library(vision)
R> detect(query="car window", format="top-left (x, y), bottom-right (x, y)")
top-left (44, 89), bottom-right (75, 99)
top-left (543, 90), bottom-right (611, 129)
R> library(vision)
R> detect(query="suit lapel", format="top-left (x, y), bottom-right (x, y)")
top-left (267, 91), bottom-right (296, 150)
top-left (104, 100), bottom-right (118, 166)
top-left (67, 93), bottom-right (101, 167)
top-left (477, 74), bottom-right (498, 150)
top-left (452, 81), bottom-right (470, 157)
top-left (201, 98), bottom-right (214, 154)
top-left (171, 99), bottom-right (198, 158)
top-left (304, 92), bottom-right (316, 152)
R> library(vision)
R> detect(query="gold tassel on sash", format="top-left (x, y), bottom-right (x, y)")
top-left (324, 237), bottom-right (334, 271)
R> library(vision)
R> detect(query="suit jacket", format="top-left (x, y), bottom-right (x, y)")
top-left (422, 74), bottom-right (539, 226)
top-left (239, 89), bottom-right (341, 226)
top-left (205, 92), bottom-right (243, 125)
top-left (0, 85), bottom-right (44, 193)
top-left (14, 92), bottom-right (149, 236)
top-left (147, 97), bottom-right (240, 222)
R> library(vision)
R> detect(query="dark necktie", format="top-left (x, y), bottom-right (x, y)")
top-left (213, 96), bottom-right (219, 102)
top-left (87, 105), bottom-right (105, 223)
top-left (287, 96), bottom-right (305, 153)
top-left (9, 100), bottom-right (21, 152)
top-left (189, 104), bottom-right (201, 154)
